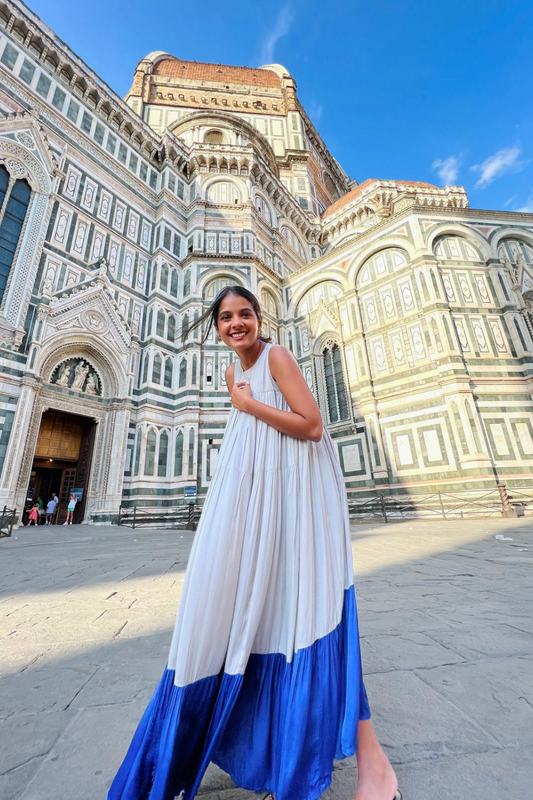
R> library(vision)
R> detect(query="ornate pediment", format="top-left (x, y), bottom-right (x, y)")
top-left (41, 269), bottom-right (133, 357)
top-left (0, 110), bottom-right (61, 192)
top-left (308, 299), bottom-right (339, 339)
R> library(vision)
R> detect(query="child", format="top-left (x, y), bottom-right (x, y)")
top-left (28, 504), bottom-right (39, 526)
top-left (108, 287), bottom-right (400, 800)
top-left (64, 493), bottom-right (77, 525)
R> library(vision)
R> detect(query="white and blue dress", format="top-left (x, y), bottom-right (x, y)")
top-left (108, 343), bottom-right (370, 800)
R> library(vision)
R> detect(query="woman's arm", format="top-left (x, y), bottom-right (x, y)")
top-left (229, 346), bottom-right (323, 442)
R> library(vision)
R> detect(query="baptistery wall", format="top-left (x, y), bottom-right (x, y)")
top-left (0, 0), bottom-right (532, 523)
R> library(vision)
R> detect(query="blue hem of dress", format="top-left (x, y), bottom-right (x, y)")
top-left (108, 586), bottom-right (370, 800)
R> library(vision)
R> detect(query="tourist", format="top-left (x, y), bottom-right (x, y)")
top-left (64, 493), bottom-right (77, 525)
top-left (108, 287), bottom-right (400, 800)
top-left (28, 503), bottom-right (39, 526)
top-left (37, 496), bottom-right (44, 524)
top-left (45, 495), bottom-right (57, 525)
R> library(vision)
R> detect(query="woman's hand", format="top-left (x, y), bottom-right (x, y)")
top-left (230, 381), bottom-right (253, 412)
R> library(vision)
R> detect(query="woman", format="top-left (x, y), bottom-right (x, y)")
top-left (108, 286), bottom-right (400, 800)
top-left (64, 493), bottom-right (77, 525)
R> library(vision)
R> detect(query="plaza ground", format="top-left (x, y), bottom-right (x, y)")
top-left (0, 516), bottom-right (532, 800)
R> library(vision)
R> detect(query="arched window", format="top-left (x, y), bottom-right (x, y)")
top-left (164, 358), bottom-right (173, 388)
top-left (204, 129), bottom-right (225, 144)
top-left (146, 309), bottom-right (153, 338)
top-left (181, 313), bottom-right (189, 342)
top-left (179, 358), bottom-right (187, 387)
top-left (0, 166), bottom-right (32, 305)
top-left (133, 429), bottom-right (142, 476)
top-left (158, 431), bottom-right (169, 477)
top-left (260, 289), bottom-right (278, 317)
top-left (207, 181), bottom-right (240, 204)
top-left (204, 275), bottom-right (241, 299)
top-left (254, 195), bottom-right (272, 225)
top-left (188, 428), bottom-right (195, 475)
top-left (174, 430), bottom-right (184, 476)
top-left (170, 270), bottom-right (178, 297)
top-left (183, 269), bottom-right (191, 296)
top-left (142, 353), bottom-right (149, 384)
top-left (144, 429), bottom-right (157, 475)
top-left (322, 342), bottom-right (349, 423)
top-left (152, 353), bottom-right (162, 383)
top-left (167, 315), bottom-right (176, 342)
top-left (160, 263), bottom-right (169, 292)
top-left (156, 310), bottom-right (166, 337)
top-left (192, 354), bottom-right (198, 384)
top-left (281, 225), bottom-right (306, 260)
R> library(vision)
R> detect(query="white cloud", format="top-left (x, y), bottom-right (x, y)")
top-left (504, 195), bottom-right (517, 208)
top-left (259, 5), bottom-right (294, 65)
top-left (432, 156), bottom-right (460, 185)
top-left (471, 146), bottom-right (527, 188)
top-left (515, 193), bottom-right (533, 213)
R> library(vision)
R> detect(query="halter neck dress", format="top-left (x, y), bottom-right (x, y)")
top-left (108, 342), bottom-right (370, 800)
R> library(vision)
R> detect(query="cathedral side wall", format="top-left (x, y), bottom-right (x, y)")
top-left (0, 2), bottom-right (532, 524)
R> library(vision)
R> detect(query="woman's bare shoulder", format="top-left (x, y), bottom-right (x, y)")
top-left (225, 361), bottom-right (235, 390)
top-left (268, 344), bottom-right (298, 367)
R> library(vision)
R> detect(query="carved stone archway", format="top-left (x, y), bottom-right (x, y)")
top-left (3, 341), bottom-right (131, 523)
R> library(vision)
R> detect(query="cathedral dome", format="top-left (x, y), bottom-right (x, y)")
top-left (149, 55), bottom-right (282, 88)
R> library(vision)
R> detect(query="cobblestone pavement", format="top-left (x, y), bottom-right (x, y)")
top-left (0, 517), bottom-right (532, 800)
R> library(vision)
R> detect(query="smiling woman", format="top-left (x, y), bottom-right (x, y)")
top-left (108, 286), bottom-right (400, 800)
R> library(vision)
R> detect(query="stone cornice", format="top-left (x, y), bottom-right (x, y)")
top-left (287, 203), bottom-right (533, 283)
top-left (1, 0), bottom-right (162, 160)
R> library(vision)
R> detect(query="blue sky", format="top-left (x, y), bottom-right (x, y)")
top-left (28, 0), bottom-right (533, 212)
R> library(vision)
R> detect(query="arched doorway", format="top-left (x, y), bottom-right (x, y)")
top-left (9, 340), bottom-right (131, 525)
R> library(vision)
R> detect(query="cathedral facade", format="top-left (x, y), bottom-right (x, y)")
top-left (1, 0), bottom-right (533, 523)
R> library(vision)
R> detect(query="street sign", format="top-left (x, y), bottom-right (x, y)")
top-left (184, 486), bottom-right (197, 499)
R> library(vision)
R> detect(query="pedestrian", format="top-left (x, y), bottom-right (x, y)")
top-left (45, 495), bottom-right (57, 525)
top-left (108, 287), bottom-right (400, 800)
top-left (37, 496), bottom-right (44, 524)
top-left (28, 503), bottom-right (39, 526)
top-left (64, 493), bottom-right (77, 525)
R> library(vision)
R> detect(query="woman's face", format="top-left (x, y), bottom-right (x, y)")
top-left (216, 293), bottom-right (261, 353)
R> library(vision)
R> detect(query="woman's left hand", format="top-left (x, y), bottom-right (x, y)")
top-left (231, 381), bottom-right (253, 412)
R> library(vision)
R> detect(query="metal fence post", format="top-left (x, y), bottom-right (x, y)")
top-left (497, 483), bottom-right (517, 518)
top-left (380, 495), bottom-right (388, 523)
top-left (132, 504), bottom-right (137, 529)
top-left (438, 491), bottom-right (446, 520)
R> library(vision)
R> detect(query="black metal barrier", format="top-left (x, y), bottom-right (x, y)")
top-left (118, 502), bottom-right (201, 531)
top-left (0, 506), bottom-right (16, 538)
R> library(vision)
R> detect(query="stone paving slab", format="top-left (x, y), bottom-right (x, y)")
top-left (0, 516), bottom-right (532, 799)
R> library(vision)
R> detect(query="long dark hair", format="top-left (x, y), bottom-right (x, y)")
top-left (182, 285), bottom-right (273, 345)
